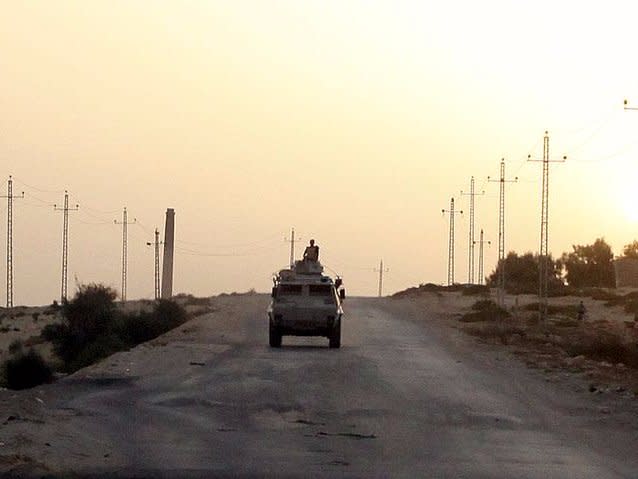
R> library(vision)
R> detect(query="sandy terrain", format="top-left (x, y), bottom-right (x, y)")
top-left (1, 292), bottom-right (638, 477)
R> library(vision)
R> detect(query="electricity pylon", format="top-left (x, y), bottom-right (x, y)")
top-left (442, 198), bottom-right (463, 286)
top-left (528, 132), bottom-right (566, 320)
top-left (54, 191), bottom-right (79, 302)
top-left (488, 159), bottom-right (517, 306)
top-left (461, 176), bottom-right (484, 284)
top-left (115, 207), bottom-right (136, 301)
top-left (473, 229), bottom-right (491, 286)
top-left (1, 176), bottom-right (23, 308)
top-left (284, 228), bottom-right (302, 268)
top-left (373, 259), bottom-right (389, 297)
top-left (146, 228), bottom-right (163, 300)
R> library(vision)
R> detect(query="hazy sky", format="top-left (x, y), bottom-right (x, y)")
top-left (3, 1), bottom-right (638, 304)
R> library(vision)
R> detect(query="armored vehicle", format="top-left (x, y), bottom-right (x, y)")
top-left (268, 259), bottom-right (345, 348)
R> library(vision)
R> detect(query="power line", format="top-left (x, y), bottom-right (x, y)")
top-left (442, 197), bottom-right (463, 286)
top-left (114, 207), bottom-right (136, 302)
top-left (461, 176), bottom-right (484, 285)
top-left (528, 131), bottom-right (566, 320)
top-left (54, 191), bottom-right (79, 302)
top-left (487, 159), bottom-right (518, 307)
top-left (0, 176), bottom-right (24, 308)
top-left (12, 177), bottom-right (64, 194)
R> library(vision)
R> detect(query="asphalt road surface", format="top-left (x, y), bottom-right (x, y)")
top-left (3, 295), bottom-right (638, 478)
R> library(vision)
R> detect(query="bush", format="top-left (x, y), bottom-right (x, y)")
top-left (32, 312), bottom-right (40, 322)
top-left (46, 285), bottom-right (189, 372)
top-left (2, 349), bottom-right (52, 390)
top-left (462, 285), bottom-right (490, 296)
top-left (523, 303), bottom-right (579, 317)
top-left (63, 283), bottom-right (117, 343)
top-left (460, 300), bottom-right (510, 322)
top-left (581, 288), bottom-right (620, 302)
top-left (564, 333), bottom-right (638, 368)
top-left (8, 339), bottom-right (23, 355)
top-left (68, 335), bottom-right (128, 372)
top-left (41, 322), bottom-right (65, 342)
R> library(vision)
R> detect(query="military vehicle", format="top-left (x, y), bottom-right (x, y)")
top-left (268, 259), bottom-right (345, 348)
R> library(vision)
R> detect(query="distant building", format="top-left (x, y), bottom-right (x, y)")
top-left (614, 257), bottom-right (638, 288)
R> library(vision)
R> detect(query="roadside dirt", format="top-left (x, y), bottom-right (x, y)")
top-left (396, 289), bottom-right (638, 400)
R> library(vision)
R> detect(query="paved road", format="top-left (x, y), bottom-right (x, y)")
top-left (4, 295), bottom-right (638, 478)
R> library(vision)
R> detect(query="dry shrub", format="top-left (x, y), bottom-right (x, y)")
top-left (564, 331), bottom-right (638, 368)
top-left (461, 285), bottom-right (490, 296)
top-left (460, 300), bottom-right (510, 323)
top-left (2, 349), bottom-right (52, 390)
top-left (523, 303), bottom-right (579, 317)
top-left (464, 322), bottom-right (526, 345)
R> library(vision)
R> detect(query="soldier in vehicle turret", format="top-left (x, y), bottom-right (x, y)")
top-left (303, 239), bottom-right (319, 262)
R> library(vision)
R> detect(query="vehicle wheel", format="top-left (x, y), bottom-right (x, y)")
top-left (329, 321), bottom-right (341, 349)
top-left (269, 323), bottom-right (282, 348)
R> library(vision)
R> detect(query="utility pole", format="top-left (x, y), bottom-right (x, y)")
top-left (284, 228), bottom-right (302, 268)
top-left (473, 229), bottom-right (491, 286)
top-left (488, 159), bottom-right (517, 307)
top-left (528, 132), bottom-right (566, 320)
top-left (461, 176), bottom-right (484, 284)
top-left (146, 228), bottom-right (163, 300)
top-left (114, 207), bottom-right (136, 301)
top-left (1, 176), bottom-right (23, 308)
top-left (54, 191), bottom-right (79, 303)
top-left (442, 198), bottom-right (463, 286)
top-left (373, 259), bottom-right (389, 297)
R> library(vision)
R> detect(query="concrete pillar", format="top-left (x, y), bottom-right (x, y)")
top-left (161, 208), bottom-right (175, 298)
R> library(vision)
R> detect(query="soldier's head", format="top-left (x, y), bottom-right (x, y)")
top-left (310, 239), bottom-right (315, 246)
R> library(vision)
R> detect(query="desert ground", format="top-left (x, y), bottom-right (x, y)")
top-left (2, 292), bottom-right (638, 477)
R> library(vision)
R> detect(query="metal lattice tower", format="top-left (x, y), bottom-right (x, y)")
top-left (373, 259), bottom-right (389, 297)
top-left (488, 159), bottom-right (517, 307)
top-left (115, 207), bottom-right (136, 302)
top-left (54, 191), bottom-right (79, 302)
top-left (442, 198), bottom-right (463, 286)
top-left (1, 177), bottom-right (23, 308)
top-left (474, 229), bottom-right (491, 285)
top-left (461, 177), bottom-right (484, 284)
top-left (284, 228), bottom-right (302, 268)
top-left (528, 132), bottom-right (565, 319)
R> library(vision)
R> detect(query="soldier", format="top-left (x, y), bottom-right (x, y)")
top-left (303, 239), bottom-right (319, 262)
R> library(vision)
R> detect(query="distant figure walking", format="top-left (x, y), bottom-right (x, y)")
top-left (577, 300), bottom-right (586, 321)
top-left (303, 239), bottom-right (319, 262)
